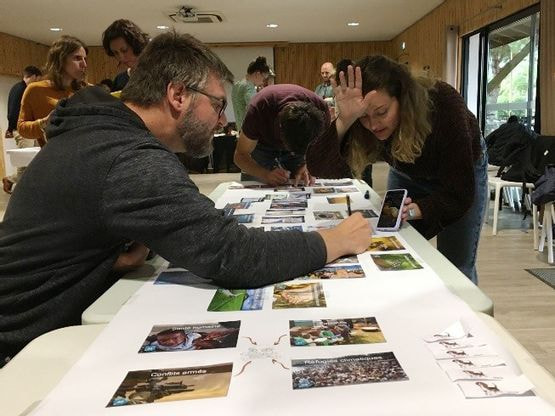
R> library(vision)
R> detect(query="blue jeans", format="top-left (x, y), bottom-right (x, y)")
top-left (240, 143), bottom-right (305, 181)
top-left (387, 142), bottom-right (488, 285)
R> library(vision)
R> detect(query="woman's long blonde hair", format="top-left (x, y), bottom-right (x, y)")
top-left (44, 35), bottom-right (88, 91)
top-left (347, 55), bottom-right (433, 178)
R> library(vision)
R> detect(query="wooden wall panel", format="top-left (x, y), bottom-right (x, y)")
top-left (539, 0), bottom-right (555, 134)
top-left (0, 32), bottom-right (48, 77)
top-left (85, 46), bottom-right (121, 85)
top-left (274, 41), bottom-right (392, 90)
top-left (390, 0), bottom-right (538, 81)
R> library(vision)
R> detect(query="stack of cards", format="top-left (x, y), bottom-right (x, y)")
top-left (424, 321), bottom-right (535, 398)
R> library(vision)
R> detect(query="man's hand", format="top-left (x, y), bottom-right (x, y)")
top-left (264, 167), bottom-right (290, 186)
top-left (5, 130), bottom-right (13, 139)
top-left (317, 213), bottom-right (372, 263)
top-left (113, 242), bottom-right (150, 272)
top-left (294, 164), bottom-right (316, 186)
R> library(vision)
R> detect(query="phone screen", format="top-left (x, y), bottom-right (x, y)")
top-left (377, 190), bottom-right (406, 229)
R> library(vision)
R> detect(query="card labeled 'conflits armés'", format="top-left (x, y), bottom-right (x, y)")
top-left (107, 363), bottom-right (233, 407)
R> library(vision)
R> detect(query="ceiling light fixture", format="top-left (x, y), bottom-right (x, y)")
top-left (266, 23), bottom-right (279, 28)
top-left (49, 27), bottom-right (63, 32)
top-left (347, 22), bottom-right (359, 27)
top-left (156, 25), bottom-right (169, 30)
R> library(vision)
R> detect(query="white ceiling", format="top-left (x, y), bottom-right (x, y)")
top-left (0, 0), bottom-right (444, 46)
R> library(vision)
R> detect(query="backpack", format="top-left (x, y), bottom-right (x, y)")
top-left (498, 135), bottom-right (555, 184)
top-left (486, 122), bottom-right (535, 167)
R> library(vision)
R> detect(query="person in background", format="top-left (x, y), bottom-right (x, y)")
top-left (17, 35), bottom-right (88, 149)
top-left (314, 61), bottom-right (335, 101)
top-left (0, 31), bottom-right (371, 365)
top-left (231, 56), bottom-right (270, 130)
top-left (307, 55), bottom-right (487, 284)
top-left (102, 19), bottom-right (149, 92)
top-left (234, 84), bottom-right (330, 186)
top-left (2, 65), bottom-right (42, 194)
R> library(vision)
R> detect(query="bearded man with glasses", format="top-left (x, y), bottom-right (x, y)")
top-left (0, 32), bottom-right (371, 365)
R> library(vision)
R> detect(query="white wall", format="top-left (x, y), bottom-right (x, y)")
top-left (0, 74), bottom-right (20, 176)
top-left (211, 46), bottom-right (274, 123)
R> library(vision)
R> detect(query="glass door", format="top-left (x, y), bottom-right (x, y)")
top-left (484, 12), bottom-right (539, 135)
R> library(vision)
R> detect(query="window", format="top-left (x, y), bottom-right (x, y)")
top-left (461, 6), bottom-right (540, 135)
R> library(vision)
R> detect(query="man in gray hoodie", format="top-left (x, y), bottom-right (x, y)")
top-left (0, 32), bottom-right (371, 364)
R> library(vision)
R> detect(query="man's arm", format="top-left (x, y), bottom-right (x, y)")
top-left (102, 146), bottom-right (372, 288)
top-left (233, 132), bottom-right (289, 185)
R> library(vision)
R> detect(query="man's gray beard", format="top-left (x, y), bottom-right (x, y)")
top-left (178, 107), bottom-right (215, 158)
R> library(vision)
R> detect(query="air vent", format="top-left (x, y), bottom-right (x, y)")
top-left (169, 6), bottom-right (224, 23)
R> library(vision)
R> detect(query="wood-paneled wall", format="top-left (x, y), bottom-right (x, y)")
top-left (390, 0), bottom-right (538, 80)
top-left (0, 32), bottom-right (48, 77)
top-left (274, 42), bottom-right (392, 90)
top-left (539, 0), bottom-right (555, 134)
top-left (86, 46), bottom-right (121, 85)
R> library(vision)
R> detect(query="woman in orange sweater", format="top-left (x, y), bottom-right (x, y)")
top-left (17, 35), bottom-right (88, 148)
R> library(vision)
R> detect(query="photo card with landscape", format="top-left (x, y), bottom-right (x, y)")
top-left (273, 282), bottom-right (327, 309)
top-left (371, 253), bottom-right (423, 271)
top-left (367, 236), bottom-right (405, 252)
top-left (289, 317), bottom-right (386, 347)
top-left (296, 264), bottom-right (365, 280)
top-left (208, 288), bottom-right (265, 311)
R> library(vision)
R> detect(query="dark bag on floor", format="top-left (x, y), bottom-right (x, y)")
top-left (499, 135), bottom-right (555, 184)
top-left (531, 166), bottom-right (555, 206)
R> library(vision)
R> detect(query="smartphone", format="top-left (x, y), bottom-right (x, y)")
top-left (376, 189), bottom-right (408, 231)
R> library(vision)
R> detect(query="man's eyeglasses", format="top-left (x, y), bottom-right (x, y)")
top-left (186, 86), bottom-right (227, 119)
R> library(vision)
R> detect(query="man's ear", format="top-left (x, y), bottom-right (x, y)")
top-left (166, 82), bottom-right (191, 114)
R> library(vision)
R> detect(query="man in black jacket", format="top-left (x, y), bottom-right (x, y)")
top-left (0, 32), bottom-right (371, 364)
top-left (2, 65), bottom-right (42, 194)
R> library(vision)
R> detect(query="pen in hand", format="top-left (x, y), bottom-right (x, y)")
top-left (346, 194), bottom-right (352, 216)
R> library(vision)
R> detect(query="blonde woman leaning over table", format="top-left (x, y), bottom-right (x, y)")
top-left (17, 35), bottom-right (88, 148)
top-left (306, 56), bottom-right (488, 284)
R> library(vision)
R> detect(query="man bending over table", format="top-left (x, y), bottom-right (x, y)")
top-left (234, 84), bottom-right (330, 186)
top-left (0, 32), bottom-right (371, 365)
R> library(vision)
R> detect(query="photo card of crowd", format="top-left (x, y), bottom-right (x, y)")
top-left (273, 282), bottom-right (327, 309)
top-left (371, 253), bottom-right (423, 271)
top-left (291, 352), bottom-right (408, 389)
top-left (289, 317), bottom-right (386, 346)
top-left (107, 363), bottom-right (233, 407)
top-left (139, 321), bottom-right (241, 353)
top-left (208, 288), bottom-right (265, 311)
top-left (296, 264), bottom-right (365, 280)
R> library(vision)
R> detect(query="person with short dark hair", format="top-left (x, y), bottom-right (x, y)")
top-left (0, 32), bottom-right (371, 365)
top-left (102, 19), bottom-right (149, 91)
top-left (231, 56), bottom-right (271, 130)
top-left (234, 84), bottom-right (330, 186)
top-left (2, 65), bottom-right (42, 194)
